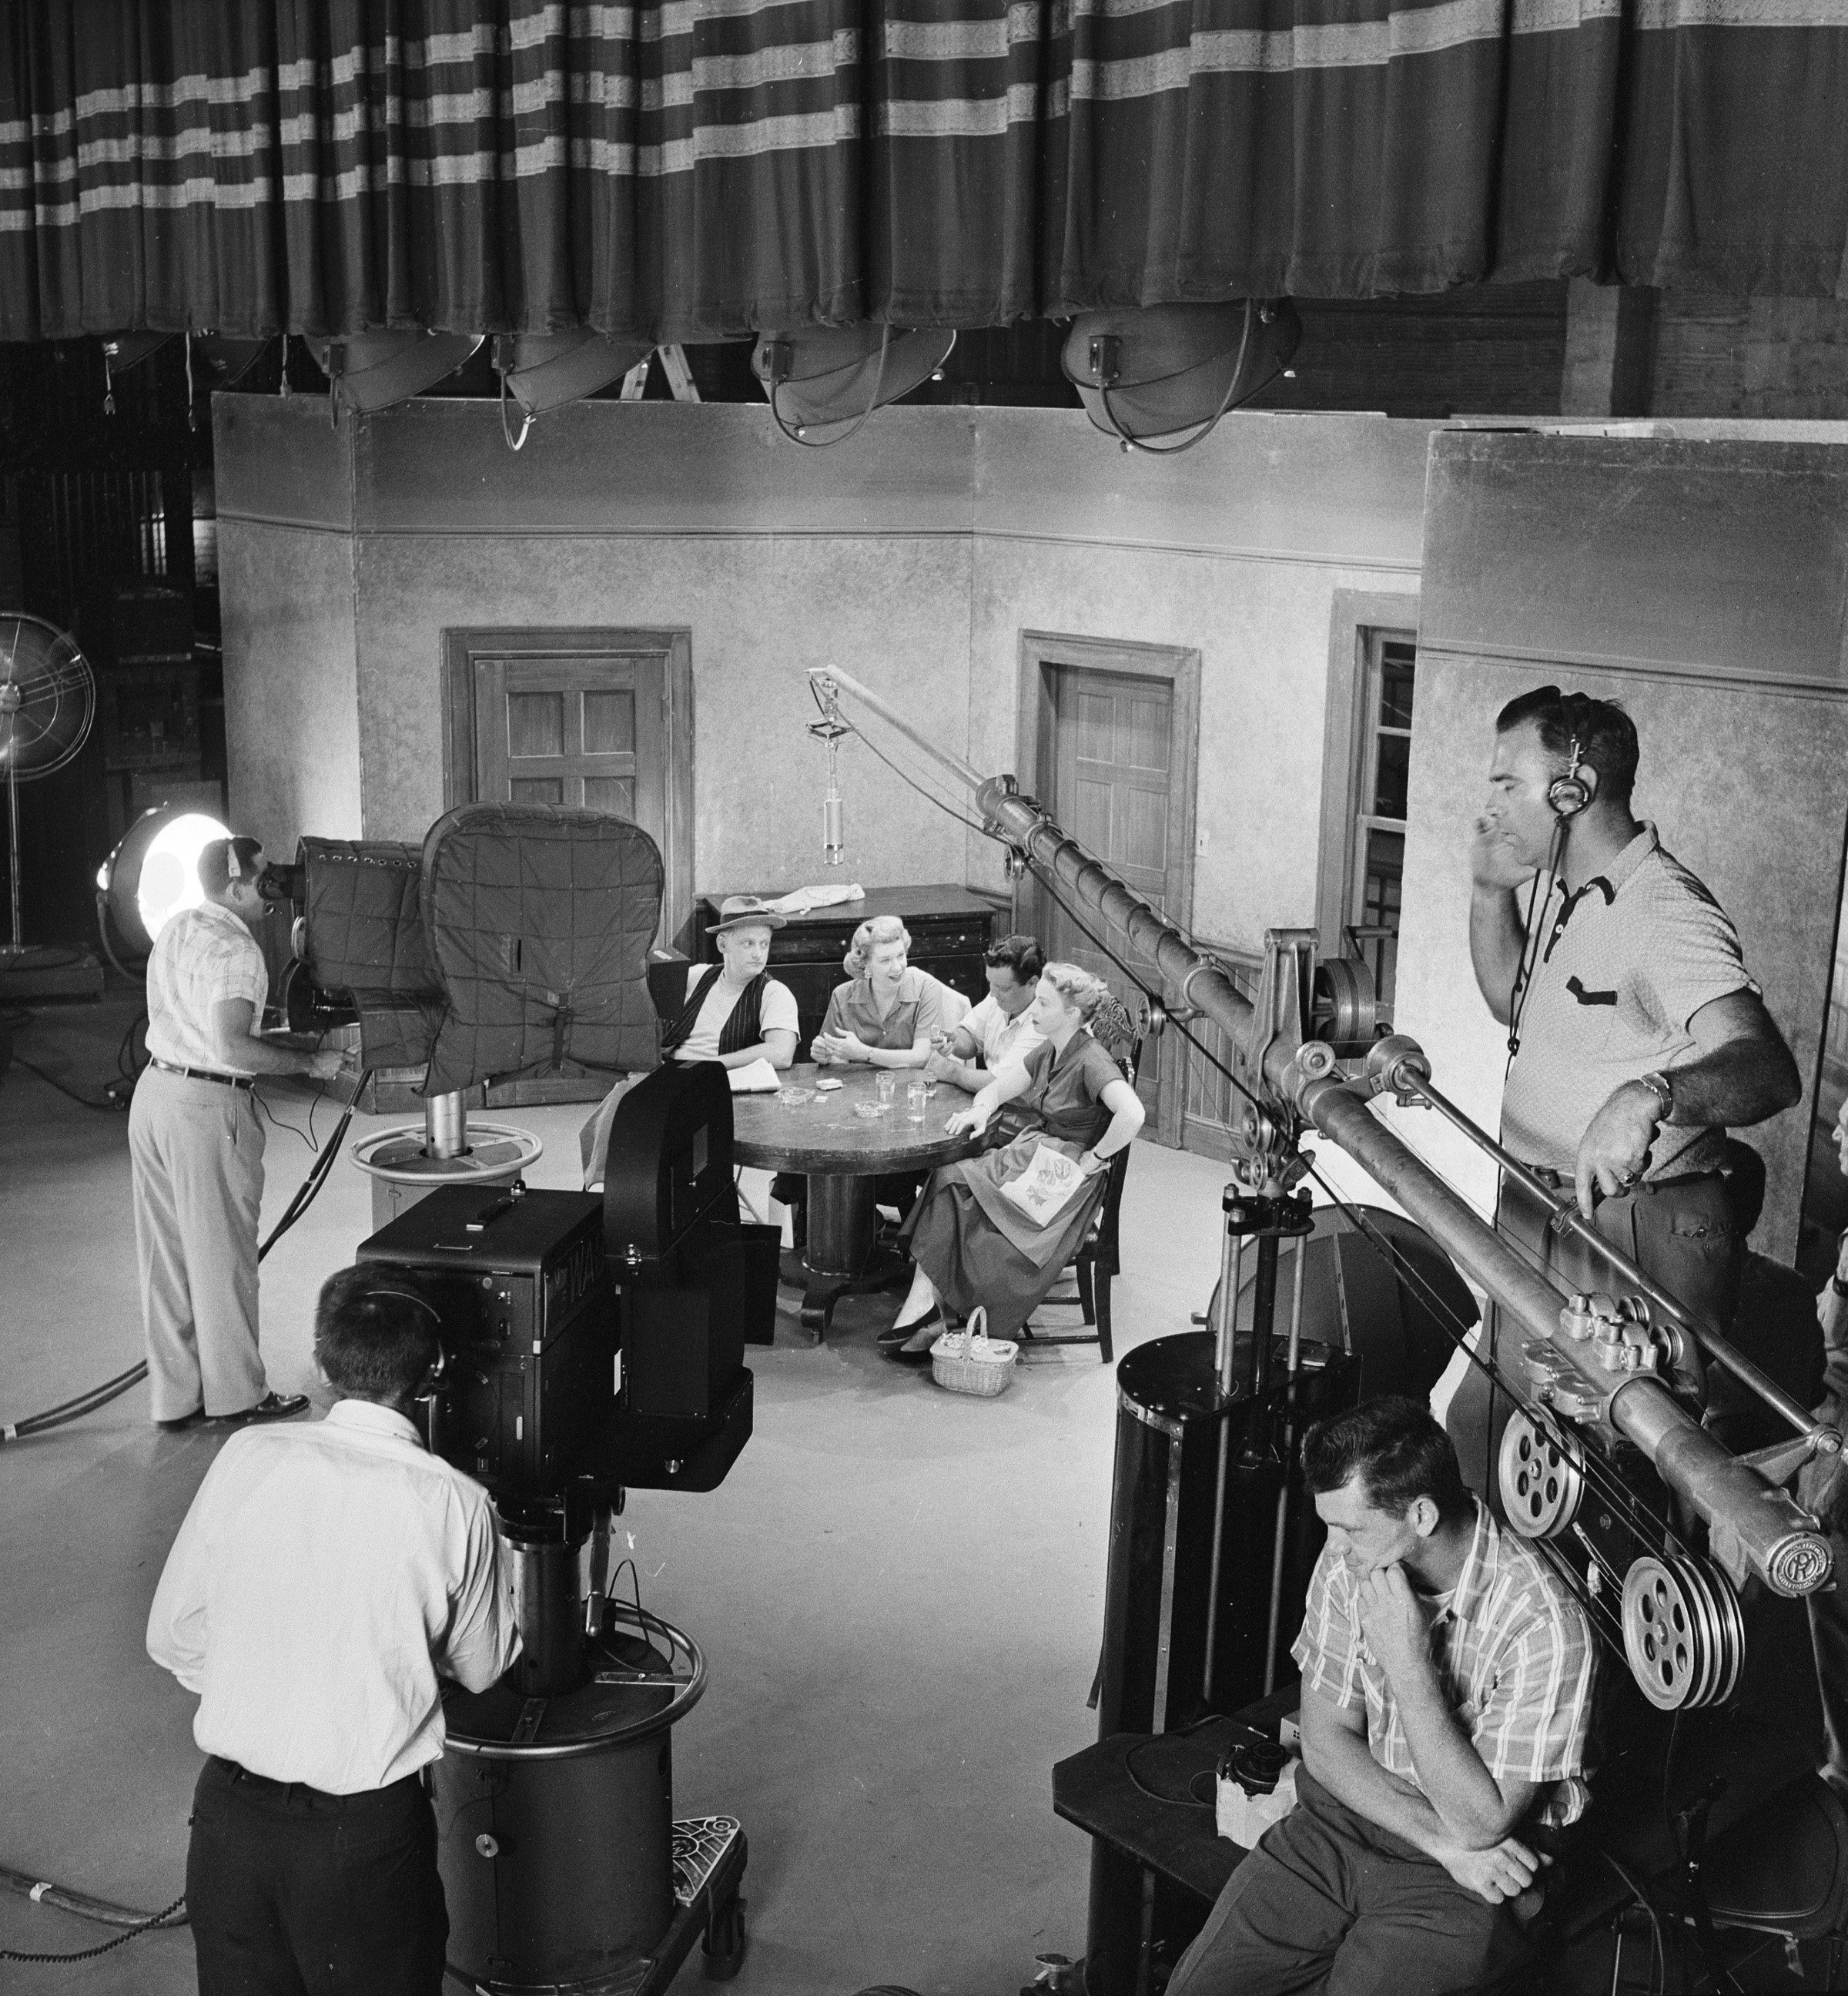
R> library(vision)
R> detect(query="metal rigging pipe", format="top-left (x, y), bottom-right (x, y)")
top-left (1381, 1067), bottom-right (1823, 1445)
top-left (1287, 1078), bottom-right (1830, 1596)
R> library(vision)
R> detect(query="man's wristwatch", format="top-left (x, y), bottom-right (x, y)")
top-left (1637, 1070), bottom-right (1675, 1124)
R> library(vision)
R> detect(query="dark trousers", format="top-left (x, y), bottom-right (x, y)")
top-left (186, 1757), bottom-right (447, 1995)
top-left (1799, 1435), bottom-right (1848, 1780)
top-left (1448, 1168), bottom-right (1745, 1507)
top-left (1163, 1769), bottom-right (1538, 1996)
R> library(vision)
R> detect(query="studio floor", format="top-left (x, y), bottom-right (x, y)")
top-left (0, 991), bottom-right (1234, 1996)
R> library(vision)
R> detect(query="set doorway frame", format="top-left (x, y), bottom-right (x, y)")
top-left (439, 625), bottom-right (696, 952)
top-left (1014, 629), bottom-right (1203, 1147)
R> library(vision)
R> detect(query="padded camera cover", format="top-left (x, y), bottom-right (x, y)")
top-left (297, 838), bottom-right (446, 1069)
top-left (420, 804), bottom-right (665, 1097)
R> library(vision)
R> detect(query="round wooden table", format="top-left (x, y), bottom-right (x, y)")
top-left (730, 1063), bottom-right (980, 1341)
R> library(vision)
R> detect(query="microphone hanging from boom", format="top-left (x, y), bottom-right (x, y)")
top-left (809, 673), bottom-right (851, 867)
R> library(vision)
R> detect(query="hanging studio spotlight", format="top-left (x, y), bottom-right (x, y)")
top-left (1062, 300), bottom-right (1301, 454)
top-left (189, 334), bottom-right (275, 394)
top-left (98, 331), bottom-right (177, 416)
top-left (493, 330), bottom-right (656, 449)
top-left (308, 330), bottom-right (484, 422)
top-left (752, 323), bottom-right (956, 447)
top-left (96, 805), bottom-right (233, 958)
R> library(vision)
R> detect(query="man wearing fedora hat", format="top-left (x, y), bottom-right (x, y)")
top-left (578, 895), bottom-right (799, 1189)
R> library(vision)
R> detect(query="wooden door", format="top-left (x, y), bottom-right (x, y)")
top-left (473, 652), bottom-right (665, 828)
top-left (1046, 664), bottom-right (1174, 1119)
top-left (445, 625), bottom-right (694, 956)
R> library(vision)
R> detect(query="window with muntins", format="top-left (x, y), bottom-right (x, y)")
top-left (1348, 631), bottom-right (1415, 1013)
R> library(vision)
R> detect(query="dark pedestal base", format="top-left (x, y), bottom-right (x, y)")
top-left (778, 1172), bottom-right (906, 1341)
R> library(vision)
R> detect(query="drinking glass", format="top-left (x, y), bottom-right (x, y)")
top-left (906, 1080), bottom-right (928, 1124)
top-left (875, 1071), bottom-right (898, 1108)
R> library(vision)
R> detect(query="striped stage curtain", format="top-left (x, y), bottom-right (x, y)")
top-left (2, 0), bottom-right (1843, 344)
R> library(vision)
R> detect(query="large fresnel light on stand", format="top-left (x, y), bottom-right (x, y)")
top-left (97, 807), bottom-right (232, 956)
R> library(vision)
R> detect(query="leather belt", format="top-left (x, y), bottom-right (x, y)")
top-left (149, 1056), bottom-right (255, 1092)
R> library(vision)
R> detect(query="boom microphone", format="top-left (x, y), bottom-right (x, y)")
top-left (822, 785), bottom-right (844, 866)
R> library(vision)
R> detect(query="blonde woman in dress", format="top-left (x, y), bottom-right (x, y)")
top-left (886, 962), bottom-right (1143, 1362)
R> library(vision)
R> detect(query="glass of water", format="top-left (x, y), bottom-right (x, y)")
top-left (906, 1080), bottom-right (928, 1123)
top-left (875, 1071), bottom-right (898, 1108)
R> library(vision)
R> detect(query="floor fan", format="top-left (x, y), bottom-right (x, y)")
top-left (0, 612), bottom-right (102, 998)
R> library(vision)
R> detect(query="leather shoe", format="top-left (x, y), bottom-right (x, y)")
top-left (885, 1340), bottom-right (937, 1366)
top-left (878, 1305), bottom-right (939, 1346)
top-left (206, 1392), bottom-right (310, 1428)
top-left (155, 1408), bottom-right (204, 1432)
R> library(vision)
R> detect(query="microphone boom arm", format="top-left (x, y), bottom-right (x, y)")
top-left (805, 665), bottom-right (1838, 1605)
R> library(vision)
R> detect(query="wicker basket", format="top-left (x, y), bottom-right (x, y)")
top-left (930, 1307), bottom-right (1018, 1398)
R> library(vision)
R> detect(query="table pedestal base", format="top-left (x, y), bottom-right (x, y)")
top-left (780, 1174), bottom-right (907, 1341)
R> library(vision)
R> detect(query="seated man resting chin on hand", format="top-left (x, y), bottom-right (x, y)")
top-left (1168, 1397), bottom-right (1599, 1996)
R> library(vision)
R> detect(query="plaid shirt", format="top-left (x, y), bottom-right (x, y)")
top-left (145, 901), bottom-right (270, 1074)
top-left (1501, 823), bottom-right (1756, 1181)
top-left (1291, 1498), bottom-right (1599, 1827)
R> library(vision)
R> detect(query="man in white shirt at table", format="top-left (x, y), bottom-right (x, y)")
top-left (147, 1270), bottom-right (520, 1994)
top-left (925, 933), bottom-right (1046, 1093)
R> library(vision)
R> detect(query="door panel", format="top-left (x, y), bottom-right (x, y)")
top-left (1048, 664), bottom-right (1176, 1116)
top-left (474, 655), bottom-right (664, 847)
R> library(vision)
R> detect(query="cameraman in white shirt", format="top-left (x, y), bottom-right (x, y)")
top-left (148, 1271), bottom-right (519, 1994)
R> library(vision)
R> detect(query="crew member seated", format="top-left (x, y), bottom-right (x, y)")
top-left (811, 914), bottom-right (947, 1069)
top-left (1167, 1398), bottom-right (1599, 1996)
top-left (882, 962), bottom-right (1143, 1362)
top-left (579, 894), bottom-right (798, 1195)
top-left (925, 932), bottom-right (1046, 1093)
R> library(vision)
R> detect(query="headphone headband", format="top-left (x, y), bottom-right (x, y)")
top-left (366, 1288), bottom-right (444, 1325)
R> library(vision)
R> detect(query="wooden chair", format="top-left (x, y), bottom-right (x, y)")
top-left (1022, 995), bottom-right (1141, 1365)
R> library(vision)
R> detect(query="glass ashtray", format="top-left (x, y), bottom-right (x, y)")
top-left (777, 1087), bottom-right (815, 1107)
top-left (853, 1100), bottom-right (889, 1119)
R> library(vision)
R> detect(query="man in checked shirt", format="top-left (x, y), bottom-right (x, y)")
top-left (1167, 1398), bottom-right (1599, 1996)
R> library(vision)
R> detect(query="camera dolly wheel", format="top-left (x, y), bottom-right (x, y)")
top-left (703, 1892), bottom-right (746, 1980)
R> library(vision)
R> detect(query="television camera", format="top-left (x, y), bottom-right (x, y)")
top-left (273, 802), bottom-right (777, 1994)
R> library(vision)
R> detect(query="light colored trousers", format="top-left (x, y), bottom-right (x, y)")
top-left (128, 1066), bottom-right (268, 1420)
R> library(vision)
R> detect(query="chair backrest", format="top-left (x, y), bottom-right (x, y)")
top-left (935, 977), bottom-right (973, 1030)
top-left (1088, 991), bottom-right (1138, 1066)
top-left (645, 949), bottom-right (693, 1025)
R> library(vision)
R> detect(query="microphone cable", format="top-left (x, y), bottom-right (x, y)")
top-left (1503, 816), bottom-right (1565, 1062)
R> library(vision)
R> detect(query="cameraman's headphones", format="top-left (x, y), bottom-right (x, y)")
top-left (1545, 692), bottom-right (1598, 819)
top-left (366, 1289), bottom-right (447, 1381)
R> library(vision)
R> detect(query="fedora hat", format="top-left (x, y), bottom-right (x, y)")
top-left (706, 894), bottom-right (787, 936)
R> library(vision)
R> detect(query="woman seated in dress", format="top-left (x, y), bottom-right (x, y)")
top-left (578, 895), bottom-right (798, 1191)
top-left (810, 913), bottom-right (947, 1070)
top-left (883, 961), bottom-right (1145, 1363)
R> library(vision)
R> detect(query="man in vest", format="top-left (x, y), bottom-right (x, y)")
top-left (578, 896), bottom-right (799, 1193)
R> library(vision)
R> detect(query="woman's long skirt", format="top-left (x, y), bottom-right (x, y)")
top-left (898, 1133), bottom-right (1106, 1337)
